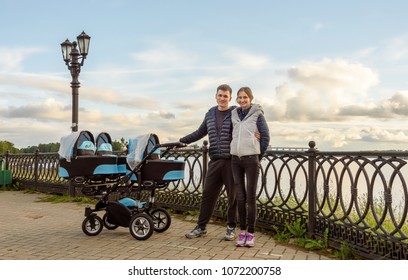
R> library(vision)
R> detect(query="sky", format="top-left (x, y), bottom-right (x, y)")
top-left (1, 0), bottom-right (408, 151)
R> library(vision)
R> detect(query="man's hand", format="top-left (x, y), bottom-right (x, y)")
top-left (255, 131), bottom-right (261, 141)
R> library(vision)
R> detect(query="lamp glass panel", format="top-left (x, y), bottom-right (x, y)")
top-left (60, 39), bottom-right (72, 61)
top-left (77, 32), bottom-right (91, 55)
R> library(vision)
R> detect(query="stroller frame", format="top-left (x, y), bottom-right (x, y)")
top-left (58, 132), bottom-right (186, 241)
top-left (82, 140), bottom-right (186, 240)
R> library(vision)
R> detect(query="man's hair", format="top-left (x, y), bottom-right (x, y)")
top-left (217, 84), bottom-right (232, 95)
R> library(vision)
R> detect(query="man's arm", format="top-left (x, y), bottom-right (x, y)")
top-left (179, 116), bottom-right (208, 144)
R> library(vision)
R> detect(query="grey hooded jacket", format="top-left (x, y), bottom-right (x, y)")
top-left (230, 104), bottom-right (270, 157)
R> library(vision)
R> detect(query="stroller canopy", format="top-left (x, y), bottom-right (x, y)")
top-left (95, 132), bottom-right (113, 155)
top-left (58, 131), bottom-right (95, 162)
top-left (126, 133), bottom-right (160, 170)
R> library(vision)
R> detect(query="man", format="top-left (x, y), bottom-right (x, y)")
top-left (180, 84), bottom-right (237, 241)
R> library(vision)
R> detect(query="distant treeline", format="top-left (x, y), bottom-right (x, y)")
top-left (0, 140), bottom-right (126, 154)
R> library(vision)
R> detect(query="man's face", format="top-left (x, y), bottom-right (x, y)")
top-left (216, 90), bottom-right (232, 110)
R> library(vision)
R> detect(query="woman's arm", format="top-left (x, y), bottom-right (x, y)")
top-left (257, 114), bottom-right (270, 156)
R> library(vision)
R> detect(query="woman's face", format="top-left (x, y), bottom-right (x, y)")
top-left (237, 91), bottom-right (251, 109)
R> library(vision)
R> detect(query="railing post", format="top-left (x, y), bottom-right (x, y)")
top-left (202, 140), bottom-right (208, 186)
top-left (5, 150), bottom-right (9, 170)
top-left (34, 149), bottom-right (39, 190)
top-left (306, 140), bottom-right (318, 238)
top-left (68, 180), bottom-right (76, 197)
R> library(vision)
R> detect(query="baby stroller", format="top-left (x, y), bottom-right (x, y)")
top-left (58, 131), bottom-right (186, 240)
top-left (59, 131), bottom-right (126, 185)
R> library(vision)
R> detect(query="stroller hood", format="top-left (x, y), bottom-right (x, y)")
top-left (126, 134), bottom-right (160, 170)
top-left (58, 131), bottom-right (95, 162)
top-left (58, 132), bottom-right (81, 162)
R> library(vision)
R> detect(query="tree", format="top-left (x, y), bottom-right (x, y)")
top-left (112, 140), bottom-right (125, 152)
top-left (38, 143), bottom-right (60, 153)
top-left (0, 141), bottom-right (19, 154)
top-left (19, 146), bottom-right (38, 153)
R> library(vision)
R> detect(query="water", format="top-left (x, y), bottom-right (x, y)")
top-left (260, 155), bottom-right (408, 217)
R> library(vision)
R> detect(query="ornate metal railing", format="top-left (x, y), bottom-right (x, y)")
top-left (1, 141), bottom-right (408, 259)
top-left (312, 146), bottom-right (408, 260)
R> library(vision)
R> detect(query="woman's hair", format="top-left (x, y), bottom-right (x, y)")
top-left (237, 87), bottom-right (253, 102)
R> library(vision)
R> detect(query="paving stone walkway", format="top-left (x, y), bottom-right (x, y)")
top-left (0, 191), bottom-right (331, 260)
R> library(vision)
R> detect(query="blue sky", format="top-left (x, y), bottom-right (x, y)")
top-left (1, 0), bottom-right (408, 151)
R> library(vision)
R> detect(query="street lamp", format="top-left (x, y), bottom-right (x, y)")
top-left (60, 31), bottom-right (91, 132)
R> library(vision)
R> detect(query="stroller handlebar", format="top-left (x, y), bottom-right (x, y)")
top-left (155, 142), bottom-right (187, 158)
top-left (156, 142), bottom-right (187, 149)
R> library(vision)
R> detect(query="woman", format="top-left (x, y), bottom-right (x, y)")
top-left (230, 87), bottom-right (270, 247)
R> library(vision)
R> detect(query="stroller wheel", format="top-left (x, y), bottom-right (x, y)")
top-left (81, 186), bottom-right (96, 196)
top-left (150, 208), bottom-right (171, 233)
top-left (82, 215), bottom-right (103, 236)
top-left (103, 213), bottom-right (119, 230)
top-left (129, 213), bottom-right (154, 240)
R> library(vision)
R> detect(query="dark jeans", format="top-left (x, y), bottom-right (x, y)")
top-left (231, 155), bottom-right (260, 233)
top-left (197, 159), bottom-right (237, 229)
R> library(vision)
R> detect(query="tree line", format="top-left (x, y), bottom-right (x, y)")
top-left (0, 140), bottom-right (126, 154)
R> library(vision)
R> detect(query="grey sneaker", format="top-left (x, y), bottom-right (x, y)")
top-left (185, 226), bottom-right (207, 238)
top-left (224, 226), bottom-right (236, 241)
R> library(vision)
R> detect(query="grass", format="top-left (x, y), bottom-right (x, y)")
top-left (0, 181), bottom-right (98, 204)
top-left (272, 219), bottom-right (360, 259)
top-left (262, 190), bottom-right (408, 240)
top-left (36, 194), bottom-right (98, 204)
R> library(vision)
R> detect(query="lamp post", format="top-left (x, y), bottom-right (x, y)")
top-left (60, 31), bottom-right (91, 132)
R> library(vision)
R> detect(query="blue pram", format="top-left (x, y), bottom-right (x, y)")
top-left (59, 131), bottom-right (127, 185)
top-left (58, 131), bottom-right (186, 240)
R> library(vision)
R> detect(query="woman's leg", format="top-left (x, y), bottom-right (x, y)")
top-left (242, 156), bottom-right (260, 233)
top-left (231, 158), bottom-right (247, 230)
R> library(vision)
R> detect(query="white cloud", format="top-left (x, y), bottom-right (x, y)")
top-left (288, 58), bottom-right (378, 94)
top-left (223, 48), bottom-right (270, 70)
top-left (269, 121), bottom-right (408, 150)
top-left (0, 73), bottom-right (66, 94)
top-left (266, 58), bottom-right (380, 122)
top-left (130, 43), bottom-right (198, 68)
top-left (355, 47), bottom-right (377, 58)
top-left (384, 35), bottom-right (408, 61)
top-left (339, 91), bottom-right (408, 119)
top-left (0, 47), bottom-right (44, 72)
top-left (1, 98), bottom-right (69, 121)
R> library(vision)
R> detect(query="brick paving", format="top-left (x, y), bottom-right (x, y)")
top-left (0, 191), bottom-right (331, 260)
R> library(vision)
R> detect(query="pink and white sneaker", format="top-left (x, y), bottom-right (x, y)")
top-left (245, 233), bottom-right (255, 247)
top-left (236, 232), bottom-right (246, 247)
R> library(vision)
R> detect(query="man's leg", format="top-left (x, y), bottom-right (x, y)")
top-left (186, 160), bottom-right (224, 238)
top-left (222, 159), bottom-right (237, 229)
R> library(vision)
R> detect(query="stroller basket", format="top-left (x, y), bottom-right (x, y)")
top-left (125, 134), bottom-right (185, 183)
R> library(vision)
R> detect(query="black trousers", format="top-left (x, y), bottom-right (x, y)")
top-left (231, 155), bottom-right (260, 233)
top-left (197, 159), bottom-right (237, 229)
